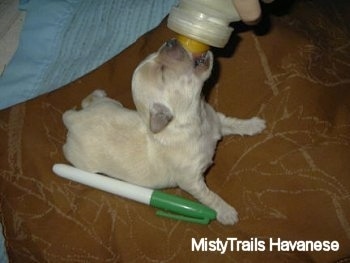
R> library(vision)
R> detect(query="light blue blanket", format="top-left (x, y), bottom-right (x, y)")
top-left (0, 0), bottom-right (177, 259)
top-left (0, 0), bottom-right (177, 110)
top-left (0, 223), bottom-right (8, 263)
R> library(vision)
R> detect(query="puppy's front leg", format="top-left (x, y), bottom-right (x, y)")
top-left (217, 112), bottom-right (266, 137)
top-left (177, 178), bottom-right (238, 225)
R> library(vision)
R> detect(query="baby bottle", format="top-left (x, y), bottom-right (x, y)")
top-left (167, 0), bottom-right (241, 56)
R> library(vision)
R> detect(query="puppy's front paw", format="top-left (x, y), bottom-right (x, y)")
top-left (244, 117), bottom-right (266, 136)
top-left (216, 205), bottom-right (239, 225)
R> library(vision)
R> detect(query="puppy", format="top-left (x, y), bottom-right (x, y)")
top-left (62, 39), bottom-right (265, 225)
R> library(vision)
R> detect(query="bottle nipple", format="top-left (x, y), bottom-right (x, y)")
top-left (176, 35), bottom-right (210, 56)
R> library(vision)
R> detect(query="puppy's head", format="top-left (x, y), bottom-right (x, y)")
top-left (132, 39), bottom-right (213, 133)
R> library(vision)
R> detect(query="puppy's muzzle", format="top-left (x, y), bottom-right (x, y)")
top-left (161, 39), bottom-right (188, 62)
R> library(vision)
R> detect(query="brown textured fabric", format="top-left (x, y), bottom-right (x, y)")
top-left (1, 1), bottom-right (350, 262)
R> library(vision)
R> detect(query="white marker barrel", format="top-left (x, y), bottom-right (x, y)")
top-left (52, 164), bottom-right (153, 205)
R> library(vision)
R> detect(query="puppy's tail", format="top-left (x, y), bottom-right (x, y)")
top-left (81, 89), bottom-right (107, 108)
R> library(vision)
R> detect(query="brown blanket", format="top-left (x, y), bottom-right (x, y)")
top-left (1, 1), bottom-right (349, 262)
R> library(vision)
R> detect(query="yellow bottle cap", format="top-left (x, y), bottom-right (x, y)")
top-left (177, 35), bottom-right (210, 55)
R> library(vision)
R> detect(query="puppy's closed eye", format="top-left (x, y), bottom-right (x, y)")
top-left (193, 52), bottom-right (212, 79)
top-left (194, 52), bottom-right (210, 68)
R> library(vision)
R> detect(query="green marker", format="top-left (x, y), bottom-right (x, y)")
top-left (53, 164), bottom-right (216, 224)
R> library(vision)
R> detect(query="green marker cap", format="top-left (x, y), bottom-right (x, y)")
top-left (150, 190), bottom-right (217, 224)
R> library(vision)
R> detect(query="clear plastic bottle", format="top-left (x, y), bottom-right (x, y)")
top-left (167, 0), bottom-right (241, 55)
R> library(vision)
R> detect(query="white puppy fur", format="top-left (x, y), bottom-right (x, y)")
top-left (62, 39), bottom-right (266, 225)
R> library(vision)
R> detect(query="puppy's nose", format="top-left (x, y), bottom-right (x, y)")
top-left (165, 39), bottom-right (178, 48)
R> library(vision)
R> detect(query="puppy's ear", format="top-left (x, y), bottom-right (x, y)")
top-left (150, 103), bottom-right (173, 133)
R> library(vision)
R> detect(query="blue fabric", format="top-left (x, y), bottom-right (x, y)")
top-left (0, 0), bottom-right (177, 110)
top-left (0, 223), bottom-right (8, 263)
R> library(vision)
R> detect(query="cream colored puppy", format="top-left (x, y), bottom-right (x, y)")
top-left (62, 39), bottom-right (265, 225)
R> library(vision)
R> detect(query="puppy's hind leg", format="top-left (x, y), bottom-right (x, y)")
top-left (218, 112), bottom-right (266, 137)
